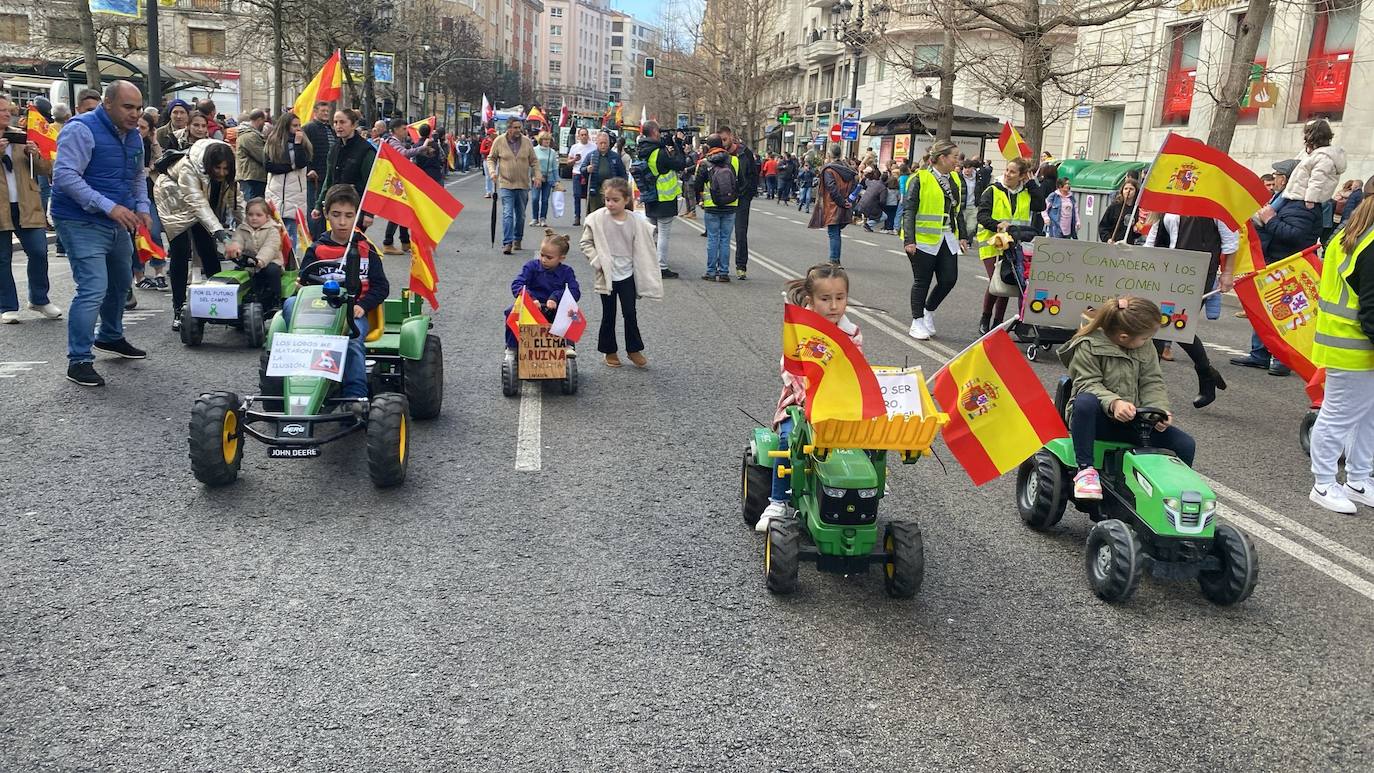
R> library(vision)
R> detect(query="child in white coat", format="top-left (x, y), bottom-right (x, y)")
top-left (579, 177), bottom-right (663, 368)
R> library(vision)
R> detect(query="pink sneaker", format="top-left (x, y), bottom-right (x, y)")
top-left (1073, 468), bottom-right (1103, 500)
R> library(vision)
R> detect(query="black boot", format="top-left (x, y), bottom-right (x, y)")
top-left (1193, 366), bottom-right (1226, 409)
top-left (978, 315), bottom-right (991, 335)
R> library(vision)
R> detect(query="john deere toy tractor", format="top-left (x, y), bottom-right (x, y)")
top-left (740, 380), bottom-right (948, 598)
top-left (1015, 377), bottom-right (1258, 604)
top-left (180, 256), bottom-right (298, 348)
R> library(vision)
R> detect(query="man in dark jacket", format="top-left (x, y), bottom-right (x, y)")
top-left (634, 120), bottom-right (690, 278)
top-left (302, 101), bottom-right (337, 236)
top-left (719, 126), bottom-right (758, 280)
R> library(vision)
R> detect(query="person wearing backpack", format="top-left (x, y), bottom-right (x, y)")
top-left (632, 120), bottom-right (689, 279)
top-left (694, 134), bottom-right (742, 282)
top-left (808, 143), bottom-right (858, 265)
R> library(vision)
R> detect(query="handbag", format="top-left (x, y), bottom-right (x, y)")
top-left (989, 243), bottom-right (1024, 298)
top-left (551, 190), bottom-right (565, 219)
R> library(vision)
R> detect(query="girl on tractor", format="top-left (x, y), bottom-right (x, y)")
top-left (757, 264), bottom-right (863, 533)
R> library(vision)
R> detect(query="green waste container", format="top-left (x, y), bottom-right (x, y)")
top-left (1055, 160), bottom-right (1149, 241)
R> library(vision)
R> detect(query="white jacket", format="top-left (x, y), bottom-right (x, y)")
top-left (579, 208), bottom-right (664, 298)
top-left (1283, 145), bottom-right (1346, 205)
top-left (266, 166), bottom-right (309, 220)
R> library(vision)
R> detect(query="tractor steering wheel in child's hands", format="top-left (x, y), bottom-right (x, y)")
top-left (1134, 406), bottom-right (1170, 431)
top-left (1109, 399), bottom-right (1137, 422)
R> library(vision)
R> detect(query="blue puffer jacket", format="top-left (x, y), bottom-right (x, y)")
top-left (511, 259), bottom-right (580, 304)
top-left (583, 148), bottom-right (627, 195)
top-left (1259, 199), bottom-right (1321, 261)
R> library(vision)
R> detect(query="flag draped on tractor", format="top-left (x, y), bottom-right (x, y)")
top-left (1233, 246), bottom-right (1324, 382)
top-left (780, 304), bottom-right (885, 423)
top-left (506, 289), bottom-right (546, 339)
top-left (931, 329), bottom-right (1067, 486)
top-left (26, 106), bottom-right (58, 161)
top-left (1138, 133), bottom-right (1271, 275)
top-left (997, 121), bottom-right (1032, 162)
top-left (361, 142), bottom-right (464, 309)
top-left (292, 50), bottom-right (343, 120)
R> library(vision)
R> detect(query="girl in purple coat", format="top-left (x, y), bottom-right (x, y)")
top-left (504, 230), bottom-right (581, 353)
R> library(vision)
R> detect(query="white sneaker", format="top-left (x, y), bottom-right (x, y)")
top-left (923, 311), bottom-right (937, 336)
top-left (1343, 480), bottom-right (1374, 508)
top-left (908, 317), bottom-right (930, 340)
top-left (503, 347), bottom-right (516, 363)
top-left (1, 310), bottom-right (19, 324)
top-left (1311, 484), bottom-right (1358, 515)
top-left (756, 500), bottom-right (787, 532)
top-left (29, 303), bottom-right (63, 319)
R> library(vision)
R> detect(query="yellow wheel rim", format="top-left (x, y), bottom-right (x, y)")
top-left (222, 410), bottom-right (239, 464)
top-left (764, 533), bottom-right (772, 577)
top-left (884, 533), bottom-right (895, 579)
top-left (398, 414), bottom-right (407, 464)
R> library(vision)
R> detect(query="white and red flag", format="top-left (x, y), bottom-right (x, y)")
top-left (481, 94), bottom-right (494, 124)
top-left (549, 285), bottom-right (586, 342)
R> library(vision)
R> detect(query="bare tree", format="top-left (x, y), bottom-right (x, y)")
top-left (872, 4), bottom-right (981, 142)
top-left (1202, 0), bottom-right (1270, 152)
top-left (77, 0), bottom-right (101, 88)
top-left (675, 0), bottom-right (793, 142)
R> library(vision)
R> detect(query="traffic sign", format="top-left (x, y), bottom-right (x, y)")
top-left (840, 121), bottom-right (860, 142)
top-left (841, 107), bottom-right (861, 122)
top-left (829, 123), bottom-right (842, 142)
top-left (677, 113), bottom-right (689, 129)
top-left (778, 111), bottom-right (792, 125)
top-left (813, 135), bottom-right (825, 147)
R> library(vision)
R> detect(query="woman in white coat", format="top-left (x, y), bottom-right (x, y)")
top-left (264, 112), bottom-right (312, 252)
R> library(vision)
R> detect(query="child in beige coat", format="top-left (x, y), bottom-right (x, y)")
top-left (232, 198), bottom-right (287, 311)
top-left (579, 177), bottom-right (663, 368)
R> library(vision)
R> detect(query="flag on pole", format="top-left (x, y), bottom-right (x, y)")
top-left (930, 328), bottom-right (1067, 486)
top-left (405, 115), bottom-right (437, 144)
top-left (614, 104), bottom-right (623, 126)
top-left (481, 94), bottom-right (494, 124)
top-left (133, 223), bottom-right (167, 263)
top-left (526, 106), bottom-right (547, 125)
top-left (997, 121), bottom-right (1032, 162)
top-left (639, 104), bottom-right (647, 127)
top-left (446, 140), bottom-right (456, 171)
top-left (294, 207), bottom-right (313, 253)
top-left (549, 285), bottom-right (586, 342)
top-left (559, 102), bottom-right (570, 128)
top-left (781, 304), bottom-right (885, 423)
top-left (26, 105), bottom-right (58, 161)
top-left (505, 289), bottom-right (546, 339)
top-left (1138, 133), bottom-right (1270, 275)
top-left (1233, 246), bottom-right (1324, 382)
top-left (292, 50), bottom-right (343, 120)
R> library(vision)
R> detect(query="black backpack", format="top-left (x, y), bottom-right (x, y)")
top-left (152, 147), bottom-right (188, 175)
top-left (629, 154), bottom-right (657, 204)
top-left (708, 162), bottom-right (738, 207)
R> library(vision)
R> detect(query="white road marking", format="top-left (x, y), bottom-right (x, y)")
top-left (1218, 506), bottom-right (1374, 602)
top-left (515, 380), bottom-right (542, 471)
top-left (1207, 477), bottom-right (1374, 578)
top-left (0, 360), bottom-right (45, 378)
top-left (856, 239), bottom-right (879, 247)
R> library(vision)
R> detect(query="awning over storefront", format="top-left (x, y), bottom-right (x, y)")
top-left (58, 55), bottom-right (219, 98)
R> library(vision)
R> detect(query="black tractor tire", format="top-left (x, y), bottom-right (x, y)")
top-left (1199, 523), bottom-right (1259, 606)
top-left (1017, 450), bottom-right (1068, 530)
top-left (243, 302), bottom-right (266, 348)
top-left (765, 518), bottom-right (801, 595)
top-left (501, 358), bottom-right (519, 397)
top-left (741, 448), bottom-right (773, 528)
top-left (258, 349), bottom-right (284, 411)
top-left (1300, 410), bottom-right (1317, 457)
top-left (883, 520), bottom-right (925, 599)
top-left (560, 357), bottom-right (578, 395)
top-left (1085, 519), bottom-right (1144, 603)
top-left (180, 304), bottom-right (204, 346)
top-left (189, 391), bottom-right (243, 487)
top-left (366, 393), bottom-right (409, 488)
top-left (404, 334), bottom-right (445, 419)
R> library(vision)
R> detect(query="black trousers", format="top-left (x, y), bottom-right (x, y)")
top-left (252, 262), bottom-right (284, 312)
top-left (598, 276), bottom-right (643, 354)
top-left (169, 225), bottom-right (221, 312)
top-left (734, 197), bottom-right (752, 270)
top-left (384, 222), bottom-right (410, 246)
top-left (907, 241), bottom-right (959, 319)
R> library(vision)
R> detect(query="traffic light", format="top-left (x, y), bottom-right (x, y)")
top-left (644, 57), bottom-right (655, 78)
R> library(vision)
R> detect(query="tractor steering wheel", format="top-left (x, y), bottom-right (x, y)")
top-left (1135, 406), bottom-right (1169, 428)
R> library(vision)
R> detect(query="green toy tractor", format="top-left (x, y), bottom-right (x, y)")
top-left (1016, 377), bottom-right (1258, 605)
top-left (740, 383), bottom-right (948, 598)
top-left (180, 256), bottom-right (298, 348)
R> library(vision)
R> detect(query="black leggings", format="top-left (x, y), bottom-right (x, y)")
top-left (907, 241), bottom-right (958, 319)
top-left (169, 225), bottom-right (221, 312)
top-left (1156, 335), bottom-right (1212, 374)
top-left (384, 222), bottom-right (410, 246)
top-left (734, 200), bottom-right (751, 270)
top-left (598, 276), bottom-right (643, 355)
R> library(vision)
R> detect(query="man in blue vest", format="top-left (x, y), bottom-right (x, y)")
top-left (50, 80), bottom-right (151, 387)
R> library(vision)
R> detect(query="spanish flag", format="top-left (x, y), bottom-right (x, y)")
top-left (26, 105), bottom-right (58, 161)
top-left (446, 140), bottom-right (456, 171)
top-left (526, 106), bottom-right (547, 125)
top-left (294, 207), bottom-right (313, 252)
top-left (506, 288), bottom-right (546, 339)
top-left (362, 141), bottom-right (463, 309)
top-left (1139, 133), bottom-right (1270, 275)
top-left (997, 121), bottom-right (1032, 162)
top-left (292, 50), bottom-right (343, 121)
top-left (1233, 246), bottom-right (1323, 382)
top-left (133, 223), bottom-right (166, 263)
top-left (406, 115), bottom-right (436, 144)
top-left (931, 329), bottom-right (1067, 486)
top-left (781, 304), bottom-right (885, 423)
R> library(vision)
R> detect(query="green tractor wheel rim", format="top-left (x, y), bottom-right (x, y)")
top-left (1093, 544), bottom-right (1113, 581)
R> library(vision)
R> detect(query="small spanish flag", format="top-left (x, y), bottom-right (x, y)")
top-left (406, 115), bottom-right (437, 144)
top-left (446, 140), bottom-right (456, 172)
top-left (506, 288), bottom-right (546, 339)
top-left (133, 223), bottom-right (166, 263)
top-left (1233, 246), bottom-right (1323, 382)
top-left (362, 140), bottom-right (464, 255)
top-left (781, 304), bottom-right (885, 423)
top-left (931, 329), bottom-right (1067, 486)
top-left (997, 121), bottom-right (1032, 163)
top-left (27, 105), bottom-right (58, 161)
top-left (292, 50), bottom-right (343, 121)
top-left (526, 106), bottom-right (547, 125)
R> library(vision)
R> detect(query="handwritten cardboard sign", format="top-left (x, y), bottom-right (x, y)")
top-left (1022, 237), bottom-right (1211, 343)
top-left (189, 285), bottom-right (239, 320)
top-left (873, 367), bottom-right (925, 417)
top-left (517, 325), bottom-right (567, 379)
top-left (265, 333), bottom-right (349, 382)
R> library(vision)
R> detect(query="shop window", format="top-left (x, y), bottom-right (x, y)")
top-left (1236, 13), bottom-right (1273, 124)
top-left (189, 27), bottom-right (225, 56)
top-left (1299, 0), bottom-right (1359, 121)
top-left (1160, 22), bottom-right (1201, 126)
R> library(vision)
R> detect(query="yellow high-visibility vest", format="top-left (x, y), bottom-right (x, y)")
top-left (975, 185), bottom-right (1032, 259)
top-left (1313, 225), bottom-right (1374, 371)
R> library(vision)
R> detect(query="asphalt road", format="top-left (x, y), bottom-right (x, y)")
top-left (3, 172), bottom-right (1372, 772)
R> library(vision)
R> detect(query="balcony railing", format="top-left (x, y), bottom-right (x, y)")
top-left (175, 0), bottom-right (233, 12)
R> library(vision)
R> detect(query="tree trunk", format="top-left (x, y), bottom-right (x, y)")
top-left (1206, 0), bottom-right (1273, 153)
top-left (272, 0), bottom-right (284, 117)
top-left (935, 27), bottom-right (957, 142)
top-left (1021, 36), bottom-right (1046, 159)
top-left (77, 0), bottom-right (101, 89)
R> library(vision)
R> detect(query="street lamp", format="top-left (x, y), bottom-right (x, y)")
top-left (358, 0), bottom-right (394, 121)
top-left (830, 0), bottom-right (889, 156)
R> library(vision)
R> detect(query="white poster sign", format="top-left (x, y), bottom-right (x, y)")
top-left (874, 367), bottom-right (925, 417)
top-left (265, 333), bottom-right (350, 382)
top-left (189, 285), bottom-right (239, 320)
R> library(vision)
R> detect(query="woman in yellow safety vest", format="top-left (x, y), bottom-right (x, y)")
top-left (900, 140), bottom-right (969, 341)
top-left (1309, 179), bottom-right (1374, 514)
top-left (975, 157), bottom-right (1044, 334)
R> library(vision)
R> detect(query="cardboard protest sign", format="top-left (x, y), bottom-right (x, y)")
top-left (264, 333), bottom-right (350, 382)
top-left (189, 285), bottom-right (239, 320)
top-left (1022, 237), bottom-right (1210, 342)
top-left (517, 325), bottom-right (567, 379)
top-left (873, 367), bottom-right (925, 417)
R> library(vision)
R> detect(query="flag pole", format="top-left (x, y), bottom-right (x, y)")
top-left (925, 316), bottom-right (1022, 388)
top-left (1127, 131), bottom-right (1172, 241)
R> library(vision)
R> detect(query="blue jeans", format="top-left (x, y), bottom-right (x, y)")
top-left (770, 417), bottom-right (794, 502)
top-left (0, 224), bottom-right (52, 312)
top-left (1070, 392), bottom-right (1196, 468)
top-left (827, 224), bottom-right (843, 263)
top-left (57, 219), bottom-right (133, 364)
top-left (705, 211), bottom-right (734, 276)
top-left (798, 186), bottom-right (812, 210)
top-left (531, 179), bottom-right (554, 221)
top-left (500, 188), bottom-right (529, 246)
top-left (240, 180), bottom-right (267, 201)
top-left (282, 297), bottom-right (370, 398)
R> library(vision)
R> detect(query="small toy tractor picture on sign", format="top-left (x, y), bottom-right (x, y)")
top-left (1029, 289), bottom-right (1062, 316)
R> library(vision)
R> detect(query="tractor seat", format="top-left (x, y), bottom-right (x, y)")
top-left (364, 305), bottom-right (384, 343)
top-left (1054, 376), bottom-right (1073, 422)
